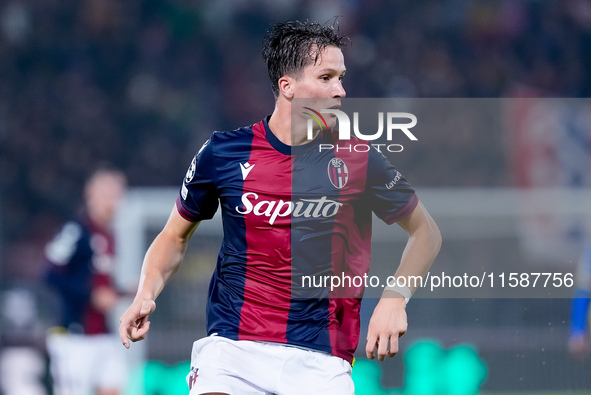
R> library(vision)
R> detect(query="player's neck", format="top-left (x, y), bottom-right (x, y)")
top-left (86, 207), bottom-right (111, 230)
top-left (268, 103), bottom-right (310, 146)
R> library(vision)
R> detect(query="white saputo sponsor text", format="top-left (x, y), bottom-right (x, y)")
top-left (235, 192), bottom-right (343, 225)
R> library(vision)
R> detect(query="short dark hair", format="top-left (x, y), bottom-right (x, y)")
top-left (85, 163), bottom-right (126, 189)
top-left (262, 20), bottom-right (348, 98)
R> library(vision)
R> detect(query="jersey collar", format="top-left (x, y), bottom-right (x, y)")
top-left (263, 116), bottom-right (323, 156)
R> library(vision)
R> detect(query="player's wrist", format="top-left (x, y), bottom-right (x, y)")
top-left (133, 293), bottom-right (156, 304)
top-left (383, 283), bottom-right (411, 304)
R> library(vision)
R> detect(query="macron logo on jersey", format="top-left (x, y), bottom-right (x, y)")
top-left (240, 162), bottom-right (255, 180)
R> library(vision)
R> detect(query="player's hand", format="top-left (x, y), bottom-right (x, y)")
top-left (365, 293), bottom-right (407, 361)
top-left (119, 299), bottom-right (156, 349)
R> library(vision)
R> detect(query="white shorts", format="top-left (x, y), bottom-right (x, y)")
top-left (46, 332), bottom-right (128, 395)
top-left (187, 335), bottom-right (354, 395)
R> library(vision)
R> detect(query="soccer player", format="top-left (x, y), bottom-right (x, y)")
top-left (569, 244), bottom-right (591, 360)
top-left (119, 20), bottom-right (441, 394)
top-left (45, 167), bottom-right (128, 395)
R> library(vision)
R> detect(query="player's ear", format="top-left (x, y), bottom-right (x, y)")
top-left (278, 76), bottom-right (294, 100)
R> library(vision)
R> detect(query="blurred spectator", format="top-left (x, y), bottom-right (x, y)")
top-left (43, 166), bottom-right (128, 395)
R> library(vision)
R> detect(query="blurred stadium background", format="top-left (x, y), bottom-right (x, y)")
top-left (1, 0), bottom-right (591, 393)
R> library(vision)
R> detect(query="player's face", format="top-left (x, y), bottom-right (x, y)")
top-left (291, 45), bottom-right (346, 127)
top-left (292, 45), bottom-right (346, 99)
top-left (86, 173), bottom-right (126, 227)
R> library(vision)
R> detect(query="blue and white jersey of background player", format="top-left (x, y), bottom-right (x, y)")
top-left (571, 245), bottom-right (591, 339)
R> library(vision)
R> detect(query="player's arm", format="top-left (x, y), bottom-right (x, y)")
top-left (366, 201), bottom-right (441, 361)
top-left (119, 206), bottom-right (199, 348)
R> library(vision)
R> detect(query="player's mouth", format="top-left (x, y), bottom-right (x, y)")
top-left (324, 101), bottom-right (341, 116)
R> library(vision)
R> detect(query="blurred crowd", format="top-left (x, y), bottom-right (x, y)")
top-left (2, 0), bottom-right (591, 281)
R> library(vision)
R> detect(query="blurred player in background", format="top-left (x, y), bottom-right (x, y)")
top-left (44, 166), bottom-right (128, 395)
top-left (119, 20), bottom-right (441, 394)
top-left (569, 244), bottom-right (591, 360)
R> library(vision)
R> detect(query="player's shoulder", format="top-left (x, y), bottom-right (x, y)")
top-left (209, 123), bottom-right (257, 144)
top-left (54, 219), bottom-right (90, 239)
top-left (195, 122), bottom-right (259, 159)
top-left (45, 219), bottom-right (90, 265)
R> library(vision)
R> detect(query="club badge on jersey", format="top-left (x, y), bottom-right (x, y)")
top-left (328, 157), bottom-right (349, 189)
top-left (188, 367), bottom-right (199, 390)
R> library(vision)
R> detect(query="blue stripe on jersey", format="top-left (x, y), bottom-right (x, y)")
top-left (189, 126), bottom-right (255, 340)
top-left (287, 141), bottom-right (335, 352)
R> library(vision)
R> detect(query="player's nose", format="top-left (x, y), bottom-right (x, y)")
top-left (333, 80), bottom-right (346, 99)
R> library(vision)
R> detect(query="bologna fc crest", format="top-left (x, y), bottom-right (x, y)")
top-left (328, 157), bottom-right (349, 189)
top-left (188, 367), bottom-right (199, 390)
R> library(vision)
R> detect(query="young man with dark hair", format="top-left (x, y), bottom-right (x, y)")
top-left (119, 20), bottom-right (441, 394)
top-left (262, 20), bottom-right (348, 99)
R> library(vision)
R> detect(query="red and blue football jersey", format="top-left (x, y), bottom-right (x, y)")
top-left (176, 117), bottom-right (417, 363)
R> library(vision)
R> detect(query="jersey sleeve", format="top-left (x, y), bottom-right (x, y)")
top-left (366, 148), bottom-right (418, 225)
top-left (176, 137), bottom-right (220, 222)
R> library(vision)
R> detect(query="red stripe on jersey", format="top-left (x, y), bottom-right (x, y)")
top-left (238, 121), bottom-right (292, 342)
top-left (328, 140), bottom-right (370, 361)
